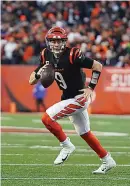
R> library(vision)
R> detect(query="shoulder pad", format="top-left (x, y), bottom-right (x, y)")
top-left (69, 47), bottom-right (81, 64)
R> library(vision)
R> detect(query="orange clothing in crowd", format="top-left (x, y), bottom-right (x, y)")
top-left (23, 46), bottom-right (34, 62)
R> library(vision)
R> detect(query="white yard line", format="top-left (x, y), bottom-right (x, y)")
top-left (2, 126), bottom-right (43, 129)
top-left (32, 119), bottom-right (113, 125)
top-left (1, 152), bottom-right (130, 156)
top-left (90, 114), bottom-right (130, 119)
top-left (2, 139), bottom-right (51, 142)
top-left (1, 145), bottom-right (130, 149)
top-left (2, 177), bottom-right (130, 180)
top-left (2, 143), bottom-right (25, 146)
top-left (1, 163), bottom-right (130, 167)
top-left (2, 139), bottom-right (129, 143)
top-left (32, 119), bottom-right (71, 124)
top-left (2, 113), bottom-right (130, 118)
top-left (0, 116), bottom-right (13, 120)
top-left (1, 126), bottom-right (129, 137)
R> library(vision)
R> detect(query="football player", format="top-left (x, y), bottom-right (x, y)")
top-left (29, 26), bottom-right (116, 174)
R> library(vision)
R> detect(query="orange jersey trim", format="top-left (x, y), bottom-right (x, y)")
top-left (69, 48), bottom-right (75, 64)
top-left (69, 48), bottom-right (80, 64)
top-left (74, 49), bottom-right (79, 60)
top-left (41, 48), bottom-right (46, 64)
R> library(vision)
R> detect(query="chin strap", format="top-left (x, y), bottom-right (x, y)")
top-left (53, 53), bottom-right (60, 59)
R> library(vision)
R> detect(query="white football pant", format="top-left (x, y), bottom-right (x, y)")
top-left (46, 95), bottom-right (91, 135)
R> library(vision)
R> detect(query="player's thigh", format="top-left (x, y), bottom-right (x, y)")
top-left (69, 110), bottom-right (90, 135)
top-left (46, 98), bottom-right (85, 120)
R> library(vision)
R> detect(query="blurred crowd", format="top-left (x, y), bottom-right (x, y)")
top-left (1, 1), bottom-right (130, 67)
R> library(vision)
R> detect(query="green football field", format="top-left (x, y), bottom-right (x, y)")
top-left (1, 113), bottom-right (130, 186)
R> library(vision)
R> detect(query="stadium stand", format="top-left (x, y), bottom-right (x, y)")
top-left (1, 1), bottom-right (130, 67)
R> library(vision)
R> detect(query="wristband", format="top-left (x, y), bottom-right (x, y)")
top-left (88, 70), bottom-right (101, 90)
top-left (35, 73), bottom-right (41, 79)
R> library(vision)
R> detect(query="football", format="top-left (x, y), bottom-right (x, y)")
top-left (40, 64), bottom-right (55, 88)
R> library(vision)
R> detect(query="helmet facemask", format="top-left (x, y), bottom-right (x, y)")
top-left (47, 39), bottom-right (67, 56)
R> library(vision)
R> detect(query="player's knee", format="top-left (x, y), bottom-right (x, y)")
top-left (80, 130), bottom-right (91, 136)
top-left (76, 129), bottom-right (90, 136)
top-left (42, 112), bottom-right (62, 133)
top-left (42, 112), bottom-right (52, 125)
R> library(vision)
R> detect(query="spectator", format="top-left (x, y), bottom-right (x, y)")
top-left (1, 1), bottom-right (130, 66)
top-left (115, 56), bottom-right (125, 67)
top-left (32, 82), bottom-right (47, 112)
top-left (4, 37), bottom-right (17, 64)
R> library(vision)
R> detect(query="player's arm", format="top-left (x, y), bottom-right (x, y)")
top-left (29, 65), bottom-right (43, 85)
top-left (73, 48), bottom-right (102, 99)
top-left (29, 48), bottom-right (46, 85)
top-left (88, 59), bottom-right (102, 90)
top-left (74, 48), bottom-right (102, 90)
top-left (29, 63), bottom-right (49, 85)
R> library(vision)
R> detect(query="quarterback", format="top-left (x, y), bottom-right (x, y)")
top-left (29, 26), bottom-right (116, 174)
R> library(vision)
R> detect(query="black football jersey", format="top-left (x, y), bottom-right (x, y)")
top-left (35, 47), bottom-right (94, 100)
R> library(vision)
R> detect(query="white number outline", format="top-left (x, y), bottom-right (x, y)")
top-left (55, 72), bottom-right (67, 89)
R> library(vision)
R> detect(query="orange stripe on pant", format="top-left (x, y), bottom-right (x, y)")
top-left (53, 104), bottom-right (82, 120)
top-left (76, 97), bottom-right (86, 106)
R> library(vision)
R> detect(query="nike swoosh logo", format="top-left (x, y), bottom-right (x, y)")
top-left (62, 154), bottom-right (69, 162)
top-left (101, 168), bottom-right (107, 171)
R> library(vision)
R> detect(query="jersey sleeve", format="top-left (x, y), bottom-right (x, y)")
top-left (72, 48), bottom-right (94, 69)
top-left (34, 48), bottom-right (46, 73)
